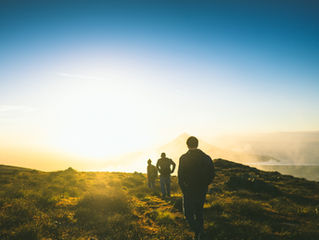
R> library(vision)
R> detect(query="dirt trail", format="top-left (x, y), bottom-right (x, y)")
top-left (132, 194), bottom-right (194, 239)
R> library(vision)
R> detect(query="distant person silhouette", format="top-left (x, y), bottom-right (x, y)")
top-left (156, 152), bottom-right (176, 198)
top-left (147, 159), bottom-right (158, 189)
top-left (178, 136), bottom-right (215, 240)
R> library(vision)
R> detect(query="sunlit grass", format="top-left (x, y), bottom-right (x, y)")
top-left (1, 160), bottom-right (319, 239)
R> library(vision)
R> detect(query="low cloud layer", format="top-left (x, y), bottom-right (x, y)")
top-left (0, 105), bottom-right (35, 118)
top-left (215, 131), bottom-right (319, 165)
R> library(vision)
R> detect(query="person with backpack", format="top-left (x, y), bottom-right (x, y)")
top-left (178, 136), bottom-right (215, 240)
top-left (156, 152), bottom-right (176, 198)
top-left (147, 159), bottom-right (158, 189)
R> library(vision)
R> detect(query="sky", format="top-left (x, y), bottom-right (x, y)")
top-left (0, 0), bottom-right (319, 166)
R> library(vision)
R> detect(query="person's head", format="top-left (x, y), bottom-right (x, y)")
top-left (186, 136), bottom-right (198, 149)
top-left (147, 159), bottom-right (152, 165)
top-left (161, 152), bottom-right (166, 158)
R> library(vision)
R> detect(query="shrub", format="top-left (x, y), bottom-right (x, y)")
top-left (129, 184), bottom-right (150, 198)
top-left (228, 199), bottom-right (268, 221)
top-left (75, 190), bottom-right (131, 227)
top-left (226, 174), bottom-right (280, 196)
top-left (0, 198), bottom-right (38, 229)
top-left (156, 210), bottom-right (177, 225)
top-left (35, 194), bottom-right (57, 209)
top-left (122, 173), bottom-right (145, 188)
top-left (12, 224), bottom-right (39, 240)
top-left (74, 190), bottom-right (139, 239)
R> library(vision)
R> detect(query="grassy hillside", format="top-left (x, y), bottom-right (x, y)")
top-left (0, 164), bottom-right (37, 173)
top-left (1, 159), bottom-right (319, 240)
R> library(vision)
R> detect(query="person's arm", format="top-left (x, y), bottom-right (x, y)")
top-left (156, 160), bottom-right (160, 173)
top-left (170, 159), bottom-right (176, 173)
top-left (154, 165), bottom-right (158, 177)
top-left (178, 157), bottom-right (186, 192)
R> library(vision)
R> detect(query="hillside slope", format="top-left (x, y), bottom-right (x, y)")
top-left (1, 160), bottom-right (319, 240)
top-left (0, 164), bottom-right (37, 173)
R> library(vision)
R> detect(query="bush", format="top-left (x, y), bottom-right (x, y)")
top-left (35, 194), bottom-right (57, 209)
top-left (129, 184), bottom-right (150, 198)
top-left (74, 190), bottom-right (138, 239)
top-left (75, 190), bottom-right (131, 226)
top-left (12, 224), bottom-right (39, 240)
top-left (156, 210), bottom-right (177, 225)
top-left (122, 173), bottom-right (145, 188)
top-left (0, 198), bottom-right (38, 229)
top-left (228, 199), bottom-right (269, 222)
top-left (226, 174), bottom-right (280, 196)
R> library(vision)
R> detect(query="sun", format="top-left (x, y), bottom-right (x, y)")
top-left (47, 81), bottom-right (155, 159)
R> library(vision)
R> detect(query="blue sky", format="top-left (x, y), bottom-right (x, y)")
top-left (0, 0), bottom-right (319, 157)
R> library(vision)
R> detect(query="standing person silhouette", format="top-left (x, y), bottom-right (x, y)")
top-left (156, 152), bottom-right (176, 198)
top-left (147, 159), bottom-right (157, 189)
top-left (178, 136), bottom-right (215, 240)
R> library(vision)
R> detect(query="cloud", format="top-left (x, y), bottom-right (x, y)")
top-left (0, 105), bottom-right (36, 118)
top-left (57, 72), bottom-right (104, 81)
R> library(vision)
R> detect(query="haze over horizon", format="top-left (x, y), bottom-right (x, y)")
top-left (2, 132), bottom-right (319, 174)
top-left (1, 1), bottom-right (318, 170)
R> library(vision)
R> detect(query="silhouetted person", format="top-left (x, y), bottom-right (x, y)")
top-left (147, 159), bottom-right (158, 189)
top-left (178, 136), bottom-right (215, 240)
top-left (156, 152), bottom-right (176, 198)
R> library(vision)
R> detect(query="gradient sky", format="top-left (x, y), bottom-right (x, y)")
top-left (1, 0), bottom-right (319, 159)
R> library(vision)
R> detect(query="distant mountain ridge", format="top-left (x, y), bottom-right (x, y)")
top-left (101, 133), bottom-right (282, 173)
top-left (156, 133), bottom-right (280, 165)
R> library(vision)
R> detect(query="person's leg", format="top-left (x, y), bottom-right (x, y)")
top-left (166, 176), bottom-right (171, 197)
top-left (193, 192), bottom-right (206, 237)
top-left (183, 193), bottom-right (196, 233)
top-left (148, 178), bottom-right (151, 188)
top-left (160, 175), bottom-right (166, 197)
top-left (151, 178), bottom-right (155, 189)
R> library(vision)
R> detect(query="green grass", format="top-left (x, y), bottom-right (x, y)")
top-left (1, 159), bottom-right (319, 239)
